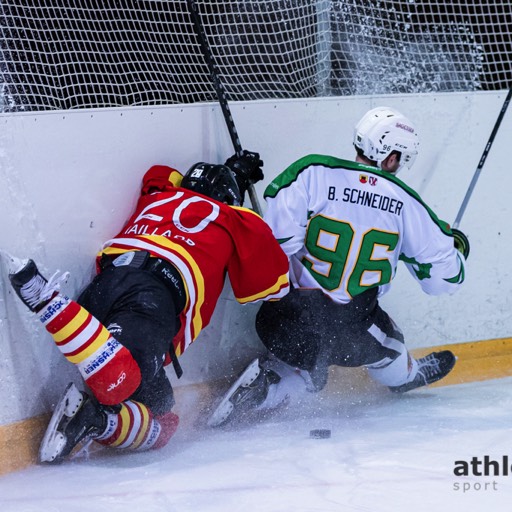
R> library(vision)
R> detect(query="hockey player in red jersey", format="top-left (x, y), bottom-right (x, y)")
top-left (9, 151), bottom-right (289, 463)
top-left (208, 107), bottom-right (470, 428)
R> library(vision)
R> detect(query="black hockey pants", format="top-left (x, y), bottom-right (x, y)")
top-left (77, 256), bottom-right (184, 415)
top-left (256, 287), bottom-right (405, 391)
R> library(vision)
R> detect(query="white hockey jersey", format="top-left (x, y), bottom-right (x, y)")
top-left (264, 154), bottom-right (465, 304)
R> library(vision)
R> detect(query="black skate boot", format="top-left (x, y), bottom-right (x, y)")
top-left (39, 383), bottom-right (108, 464)
top-left (388, 350), bottom-right (457, 393)
top-left (207, 358), bottom-right (281, 427)
top-left (9, 258), bottom-right (68, 313)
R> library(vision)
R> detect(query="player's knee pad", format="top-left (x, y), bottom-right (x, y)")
top-left (40, 297), bottom-right (141, 404)
top-left (365, 344), bottom-right (417, 387)
top-left (96, 401), bottom-right (179, 451)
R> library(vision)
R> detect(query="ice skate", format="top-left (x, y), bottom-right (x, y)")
top-left (9, 258), bottom-right (69, 313)
top-left (207, 358), bottom-right (280, 427)
top-left (39, 383), bottom-right (108, 464)
top-left (388, 350), bottom-right (456, 393)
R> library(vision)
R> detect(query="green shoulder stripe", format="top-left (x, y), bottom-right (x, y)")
top-left (264, 153), bottom-right (451, 235)
top-left (264, 154), bottom-right (366, 199)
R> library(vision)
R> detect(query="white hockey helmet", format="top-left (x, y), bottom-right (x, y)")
top-left (353, 106), bottom-right (420, 173)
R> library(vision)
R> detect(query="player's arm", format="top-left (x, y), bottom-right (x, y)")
top-left (141, 165), bottom-right (183, 194)
top-left (263, 174), bottom-right (310, 258)
top-left (400, 206), bottom-right (468, 295)
top-left (227, 211), bottom-right (290, 304)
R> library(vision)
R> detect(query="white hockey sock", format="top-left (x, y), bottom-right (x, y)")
top-left (257, 358), bottom-right (310, 410)
top-left (366, 348), bottom-right (418, 387)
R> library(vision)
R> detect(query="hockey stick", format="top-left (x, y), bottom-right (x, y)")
top-left (453, 88), bottom-right (512, 229)
top-left (186, 0), bottom-right (262, 215)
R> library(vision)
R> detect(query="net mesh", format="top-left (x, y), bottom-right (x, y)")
top-left (0, 0), bottom-right (510, 112)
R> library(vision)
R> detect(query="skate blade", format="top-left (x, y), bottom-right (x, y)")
top-left (207, 359), bottom-right (261, 427)
top-left (70, 438), bottom-right (94, 460)
top-left (39, 382), bottom-right (84, 463)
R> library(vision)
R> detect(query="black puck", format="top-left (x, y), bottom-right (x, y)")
top-left (309, 429), bottom-right (331, 439)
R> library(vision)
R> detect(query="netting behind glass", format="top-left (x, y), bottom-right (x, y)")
top-left (0, 1), bottom-right (510, 112)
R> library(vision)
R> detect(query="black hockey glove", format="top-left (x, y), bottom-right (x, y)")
top-left (452, 228), bottom-right (470, 259)
top-left (225, 150), bottom-right (264, 199)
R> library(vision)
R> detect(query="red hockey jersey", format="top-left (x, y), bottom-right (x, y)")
top-left (99, 165), bottom-right (289, 356)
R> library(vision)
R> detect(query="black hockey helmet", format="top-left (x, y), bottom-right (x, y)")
top-left (181, 163), bottom-right (242, 206)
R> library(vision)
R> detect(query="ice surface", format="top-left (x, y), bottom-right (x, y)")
top-left (1, 377), bottom-right (512, 512)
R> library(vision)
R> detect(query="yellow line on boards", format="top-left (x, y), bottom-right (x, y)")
top-left (0, 337), bottom-right (510, 475)
top-left (0, 382), bottom-right (213, 476)
top-left (0, 414), bottom-right (49, 476)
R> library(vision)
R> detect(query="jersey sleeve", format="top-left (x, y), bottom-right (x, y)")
top-left (263, 172), bottom-right (310, 258)
top-left (141, 165), bottom-right (183, 195)
top-left (400, 201), bottom-right (465, 296)
top-left (227, 207), bottom-right (290, 304)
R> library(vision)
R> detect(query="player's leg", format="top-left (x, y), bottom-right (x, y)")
top-left (10, 259), bottom-right (180, 461)
top-left (9, 258), bottom-right (142, 404)
top-left (76, 263), bottom-right (180, 410)
top-left (292, 287), bottom-right (456, 391)
top-left (39, 375), bottom-right (179, 463)
top-left (74, 264), bottom-right (181, 450)
top-left (361, 303), bottom-right (456, 392)
top-left (208, 288), bottom-right (323, 427)
top-left (39, 302), bottom-right (179, 461)
top-left (207, 354), bottom-right (313, 427)
top-left (256, 286), bottom-right (456, 392)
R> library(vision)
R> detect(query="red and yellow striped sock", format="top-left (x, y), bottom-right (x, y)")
top-left (97, 401), bottom-right (179, 451)
top-left (39, 294), bottom-right (141, 405)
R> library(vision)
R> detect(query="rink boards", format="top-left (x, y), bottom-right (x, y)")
top-left (1, 335), bottom-right (511, 476)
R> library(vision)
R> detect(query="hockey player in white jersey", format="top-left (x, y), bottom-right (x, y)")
top-left (208, 106), bottom-right (470, 427)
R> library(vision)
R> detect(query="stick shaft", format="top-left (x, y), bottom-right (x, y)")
top-left (186, 0), bottom-right (262, 214)
top-left (453, 88), bottom-right (512, 229)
